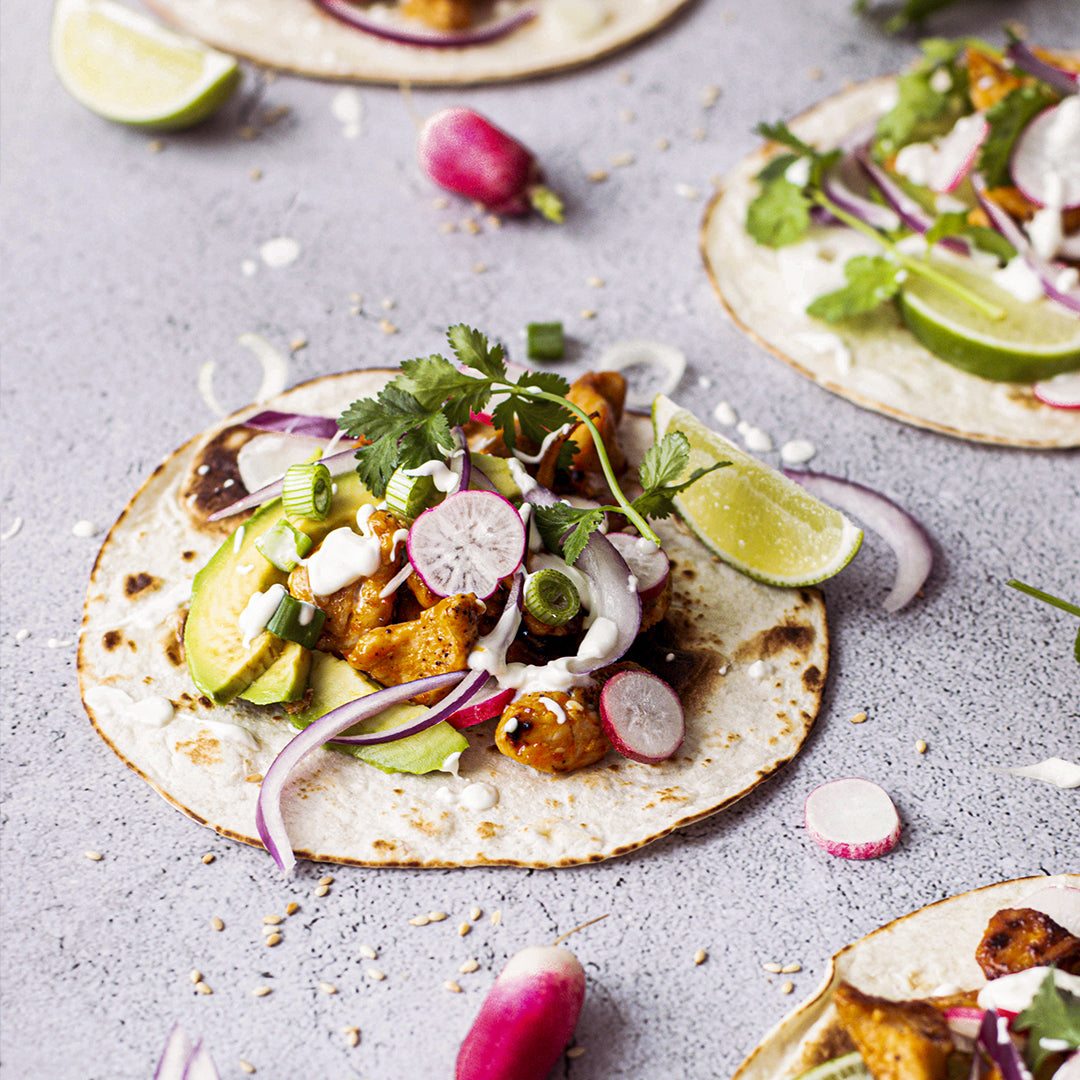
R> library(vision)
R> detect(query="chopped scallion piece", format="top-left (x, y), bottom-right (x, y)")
top-left (255, 518), bottom-right (314, 572)
top-left (526, 321), bottom-right (565, 361)
top-left (385, 467), bottom-right (435, 520)
top-left (267, 592), bottom-right (325, 649)
top-left (524, 568), bottom-right (580, 626)
top-left (282, 462), bottom-right (332, 522)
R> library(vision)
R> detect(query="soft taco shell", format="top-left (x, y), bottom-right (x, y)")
top-left (139, 0), bottom-right (696, 85)
top-left (78, 369), bottom-right (828, 869)
top-left (731, 873), bottom-right (1080, 1079)
top-left (701, 76), bottom-right (1080, 449)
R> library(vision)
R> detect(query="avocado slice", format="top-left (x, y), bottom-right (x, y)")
top-left (291, 651), bottom-right (468, 775)
top-left (184, 471), bottom-right (368, 705)
top-left (470, 451), bottom-right (522, 500)
top-left (240, 641), bottom-right (312, 705)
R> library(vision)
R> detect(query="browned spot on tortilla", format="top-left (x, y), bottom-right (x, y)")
top-left (629, 614), bottom-right (730, 717)
top-left (174, 732), bottom-right (223, 767)
top-left (125, 572), bottom-right (159, 598)
top-left (409, 816), bottom-right (441, 836)
top-left (797, 1019), bottom-right (856, 1071)
top-left (180, 423), bottom-right (259, 533)
top-left (163, 638), bottom-right (183, 667)
top-left (181, 550), bottom-right (198, 561)
top-left (476, 822), bottom-right (499, 839)
top-left (372, 839), bottom-right (398, 852)
top-left (102, 630), bottom-right (123, 651)
top-left (657, 788), bottom-right (688, 803)
top-left (735, 619), bottom-right (815, 664)
top-left (803, 664), bottom-right (824, 692)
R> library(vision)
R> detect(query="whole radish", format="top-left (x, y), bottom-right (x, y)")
top-left (455, 936), bottom-right (590, 1080)
top-left (418, 107), bottom-right (564, 222)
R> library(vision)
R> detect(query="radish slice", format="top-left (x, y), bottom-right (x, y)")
top-left (408, 490), bottom-right (526, 599)
top-left (783, 470), bottom-right (932, 612)
top-left (455, 944), bottom-right (585, 1080)
top-left (804, 777), bottom-right (902, 859)
top-left (597, 339), bottom-right (686, 413)
top-left (944, 1006), bottom-right (985, 1050)
top-left (1020, 884), bottom-right (1080, 935)
top-left (1011, 99), bottom-right (1080, 209)
top-left (604, 532), bottom-right (670, 601)
top-left (599, 670), bottom-right (684, 764)
top-left (447, 681), bottom-right (515, 729)
top-left (311, 0), bottom-right (536, 47)
top-left (1033, 370), bottom-right (1080, 408)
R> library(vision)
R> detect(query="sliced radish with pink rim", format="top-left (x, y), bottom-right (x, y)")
top-left (599, 669), bottom-right (684, 764)
top-left (804, 777), bottom-right (901, 859)
top-left (1033, 370), bottom-right (1080, 409)
top-left (446, 682), bottom-right (515, 730)
top-left (408, 490), bottom-right (526, 599)
top-left (1019, 884), bottom-right (1080, 935)
top-left (605, 532), bottom-right (670, 601)
top-left (1011, 98), bottom-right (1080, 209)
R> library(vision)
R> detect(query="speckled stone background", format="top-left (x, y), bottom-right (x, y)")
top-left (2, 1), bottom-right (1078, 1078)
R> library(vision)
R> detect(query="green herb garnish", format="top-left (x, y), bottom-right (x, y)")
top-left (977, 82), bottom-right (1060, 188)
top-left (1012, 968), bottom-right (1080, 1072)
top-left (338, 325), bottom-right (725, 560)
top-left (1007, 579), bottom-right (1080, 664)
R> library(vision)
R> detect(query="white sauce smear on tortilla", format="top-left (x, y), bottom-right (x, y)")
top-left (84, 686), bottom-right (174, 728)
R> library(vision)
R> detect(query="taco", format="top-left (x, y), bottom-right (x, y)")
top-left (138, 0), bottom-right (696, 85)
top-left (732, 874), bottom-right (1080, 1080)
top-left (702, 37), bottom-right (1080, 448)
top-left (78, 331), bottom-right (828, 870)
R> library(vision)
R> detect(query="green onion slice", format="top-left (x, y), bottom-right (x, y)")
top-left (267, 592), bottom-right (326, 650)
top-left (526, 321), bottom-right (565, 361)
top-left (524, 568), bottom-right (580, 626)
top-left (282, 462), bottom-right (332, 521)
top-left (255, 518), bottom-right (314, 572)
top-left (385, 467), bottom-right (435, 520)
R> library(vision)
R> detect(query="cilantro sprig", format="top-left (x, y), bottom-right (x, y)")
top-left (338, 326), bottom-right (725, 559)
top-left (1013, 968), bottom-right (1080, 1071)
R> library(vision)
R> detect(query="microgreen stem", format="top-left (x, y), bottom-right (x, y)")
top-left (1007, 579), bottom-right (1080, 618)
top-left (813, 192), bottom-right (1008, 321)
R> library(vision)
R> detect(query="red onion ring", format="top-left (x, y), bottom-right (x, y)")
top-left (244, 411), bottom-right (350, 441)
top-left (256, 668), bottom-right (482, 874)
top-left (977, 1009), bottom-right (1031, 1080)
top-left (1006, 39), bottom-right (1079, 97)
top-left (311, 0), bottom-right (536, 47)
top-left (783, 469), bottom-right (932, 613)
top-left (821, 151), bottom-right (906, 233)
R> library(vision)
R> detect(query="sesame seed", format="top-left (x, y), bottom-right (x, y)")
top-left (196, 981), bottom-right (213, 995)
top-left (916, 739), bottom-right (928, 753)
top-left (587, 276), bottom-right (605, 288)
top-left (366, 968), bottom-right (386, 982)
top-left (432, 197), bottom-right (449, 210)
top-left (239, 1061), bottom-right (256, 1074)
top-left (566, 1046), bottom-right (586, 1059)
top-left (211, 917), bottom-right (224, 932)
top-left (190, 970), bottom-right (202, 984)
top-left (147, 139), bottom-right (165, 153)
top-left (266, 933), bottom-right (282, 947)
top-left (675, 183), bottom-right (701, 200)
top-left (262, 925), bottom-right (280, 937)
top-left (780, 981), bottom-right (795, 994)
top-left (617, 70), bottom-right (632, 84)
top-left (286, 902), bottom-right (300, 915)
top-left (290, 336), bottom-right (308, 352)
top-left (463, 218), bottom-right (481, 235)
top-left (263, 914), bottom-right (283, 925)
top-left (319, 875), bottom-right (334, 886)
top-left (807, 66), bottom-right (824, 81)
top-left (490, 910), bottom-right (502, 926)
top-left (319, 982), bottom-right (338, 995)
top-left (691, 126), bottom-right (706, 142)
top-left (762, 962), bottom-right (783, 973)
top-left (349, 292), bottom-right (363, 305)
top-left (587, 169), bottom-right (609, 183)
top-left (342, 1027), bottom-right (360, 1047)
top-left (438, 221), bottom-right (458, 233)
top-left (444, 980), bottom-right (463, 993)
top-left (409, 916), bottom-right (430, 927)
top-left (782, 963), bottom-right (802, 973)
top-left (458, 923), bottom-right (471, 937)
top-left (428, 911), bottom-right (448, 922)
top-left (249, 168), bottom-right (263, 181)
top-left (610, 152), bottom-right (635, 167)
top-left (472, 262), bottom-right (488, 274)
top-left (655, 137), bottom-right (671, 151)
top-left (580, 309), bottom-right (597, 320)
top-left (485, 215), bottom-right (502, 229)
top-left (693, 949), bottom-right (707, 965)
top-left (252, 986), bottom-right (272, 997)
top-left (619, 108), bottom-right (635, 123)
top-left (701, 84), bottom-right (721, 107)
top-left (202, 853), bottom-right (215, 864)
top-left (84, 850), bottom-right (103, 861)
top-left (850, 712), bottom-right (868, 724)
top-left (469, 907), bottom-right (482, 921)
top-left (379, 318), bottom-right (398, 335)
top-left (245, 773), bottom-right (263, 784)
top-left (314, 885), bottom-right (330, 897)
top-left (459, 959), bottom-right (480, 974)
top-left (359, 945), bottom-right (378, 960)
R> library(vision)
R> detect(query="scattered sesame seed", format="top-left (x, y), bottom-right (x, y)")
top-left (84, 850), bottom-right (103, 861)
top-left (701, 84), bottom-right (721, 107)
top-left (147, 139), bottom-right (165, 153)
top-left (619, 108), bottom-right (635, 123)
top-left (381, 298), bottom-right (396, 310)
top-left (266, 933), bottom-right (282, 947)
top-left (693, 949), bottom-right (707, 965)
top-left (196, 981), bottom-right (213, 995)
top-left (286, 902), bottom-right (300, 916)
top-left (359, 945), bottom-right (378, 961)
top-left (319, 982), bottom-right (338, 995)
top-left (459, 959), bottom-right (480, 974)
top-left (314, 885), bottom-right (330, 897)
top-left (579, 309), bottom-right (597, 320)
top-left (463, 218), bottom-right (481, 235)
top-left (366, 968), bottom-right (386, 982)
top-left (691, 126), bottom-right (706, 142)
top-left (458, 922), bottom-right (471, 937)
top-left (349, 292), bottom-right (363, 305)
top-left (617, 70), bottom-right (632, 84)
top-left (263, 914), bottom-right (282, 925)
top-left (428, 911), bottom-right (448, 922)
top-left (245, 773), bottom-right (263, 784)
top-left (655, 137), bottom-right (671, 151)
top-left (379, 318), bottom-right (398, 335)
top-left (343, 1027), bottom-right (360, 1047)
top-left (249, 167), bottom-right (263, 181)
top-left (611, 152), bottom-right (635, 167)
top-left (762, 962), bottom-right (783, 974)
top-left (432, 196), bottom-right (450, 210)
top-left (850, 712), bottom-right (868, 724)
top-left (239, 1061), bottom-right (256, 1074)
top-left (190, 970), bottom-right (203, 984)
top-left (211, 917), bottom-right (224, 932)
top-left (472, 262), bottom-right (488, 274)
top-left (290, 335), bottom-right (308, 352)
top-left (409, 916), bottom-right (430, 927)
top-left (782, 963), bottom-right (802, 973)
top-left (485, 215), bottom-right (502, 229)
top-left (439, 221), bottom-right (458, 234)
top-left (781, 981), bottom-right (795, 994)
top-left (252, 986), bottom-right (272, 997)
top-left (587, 169), bottom-right (609, 183)
top-left (916, 739), bottom-right (928, 754)
top-left (675, 183), bottom-right (701, 200)
top-left (807, 66), bottom-right (824, 81)
top-left (490, 910), bottom-right (502, 926)
top-left (444, 980), bottom-right (463, 993)
top-left (201, 853), bottom-right (215, 864)
top-left (587, 276), bottom-right (605, 288)
top-left (469, 906), bottom-right (482, 921)
top-left (566, 1047), bottom-right (586, 1059)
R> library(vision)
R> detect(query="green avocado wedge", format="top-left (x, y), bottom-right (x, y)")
top-left (291, 652), bottom-right (468, 775)
top-left (240, 641), bottom-right (312, 704)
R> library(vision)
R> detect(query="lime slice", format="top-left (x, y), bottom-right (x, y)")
top-left (50, 0), bottom-right (241, 131)
top-left (795, 1052), bottom-right (871, 1080)
top-left (652, 395), bottom-right (862, 587)
top-left (899, 256), bottom-right (1080, 383)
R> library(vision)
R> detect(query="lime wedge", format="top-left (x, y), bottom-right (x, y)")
top-left (652, 395), bottom-right (862, 587)
top-left (899, 256), bottom-right (1080, 383)
top-left (795, 1052), bottom-right (871, 1080)
top-left (50, 0), bottom-right (241, 131)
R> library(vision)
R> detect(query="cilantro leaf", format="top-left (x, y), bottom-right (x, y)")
top-left (754, 121), bottom-right (819, 160)
top-left (398, 354), bottom-right (490, 420)
top-left (747, 176), bottom-right (812, 248)
top-left (977, 83), bottom-right (1059, 188)
top-left (1013, 969), bottom-right (1080, 1072)
top-left (639, 431), bottom-right (692, 492)
top-left (446, 323), bottom-right (507, 380)
top-left (925, 213), bottom-right (1017, 262)
top-left (806, 255), bottom-right (903, 322)
top-left (532, 503), bottom-right (605, 565)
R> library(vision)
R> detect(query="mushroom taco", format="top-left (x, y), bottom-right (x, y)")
top-left (78, 335), bottom-right (828, 870)
top-left (702, 38), bottom-right (1080, 448)
top-left (732, 874), bottom-right (1080, 1080)
top-left (138, 0), bottom-right (696, 85)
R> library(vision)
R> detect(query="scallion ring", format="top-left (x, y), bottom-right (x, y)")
top-left (524, 568), bottom-right (580, 626)
top-left (267, 592), bottom-right (326, 650)
top-left (282, 461), bottom-right (332, 521)
top-left (385, 467), bottom-right (435, 520)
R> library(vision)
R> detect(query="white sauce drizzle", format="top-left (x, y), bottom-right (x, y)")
top-left (239, 583), bottom-right (286, 647)
top-left (378, 559), bottom-right (414, 600)
top-left (510, 424), bottom-right (574, 467)
top-left (304, 527), bottom-right (382, 595)
top-left (539, 695), bottom-right (568, 725)
top-left (977, 967), bottom-right (1080, 1015)
top-left (237, 332), bottom-right (289, 402)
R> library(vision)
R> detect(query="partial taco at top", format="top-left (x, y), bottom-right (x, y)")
top-left (138, 0), bottom-right (696, 85)
top-left (702, 35), bottom-right (1080, 447)
top-left (732, 874), bottom-right (1080, 1080)
top-left (78, 327), bottom-right (828, 871)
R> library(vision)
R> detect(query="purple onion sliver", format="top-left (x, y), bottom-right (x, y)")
top-left (155, 1024), bottom-right (195, 1080)
top-left (1007, 40), bottom-right (1079, 96)
top-left (822, 152), bottom-right (905, 232)
top-left (977, 1009), bottom-right (1033, 1080)
top-left (243, 411), bottom-right (345, 441)
top-left (783, 469), bottom-right (932, 612)
top-left (255, 669), bottom-right (473, 874)
top-left (311, 0), bottom-right (535, 47)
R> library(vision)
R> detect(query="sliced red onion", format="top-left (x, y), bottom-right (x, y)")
top-left (1006, 39), bottom-right (1080, 97)
top-left (207, 447), bottom-right (360, 521)
top-left (821, 151), bottom-right (904, 232)
top-left (311, 0), bottom-right (535, 47)
top-left (783, 469), bottom-right (932, 613)
top-left (244, 410), bottom-right (347, 441)
top-left (155, 1025), bottom-right (195, 1080)
top-left (184, 1045), bottom-right (221, 1080)
top-left (977, 1009), bottom-right (1033, 1080)
top-left (972, 173), bottom-right (1080, 314)
top-left (597, 339), bottom-right (686, 414)
top-left (255, 669), bottom-right (480, 874)
top-left (605, 532), bottom-right (670, 601)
